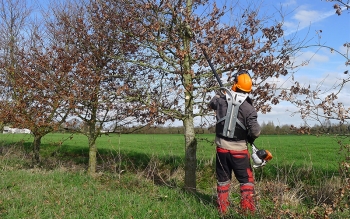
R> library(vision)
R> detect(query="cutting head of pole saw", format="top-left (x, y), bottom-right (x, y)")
top-left (251, 144), bottom-right (273, 168)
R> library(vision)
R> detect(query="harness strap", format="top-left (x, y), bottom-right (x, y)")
top-left (217, 88), bottom-right (248, 138)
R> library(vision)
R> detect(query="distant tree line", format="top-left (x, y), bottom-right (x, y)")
top-left (260, 121), bottom-right (350, 135)
top-left (91, 121), bottom-right (350, 135)
top-left (3, 119), bottom-right (348, 136)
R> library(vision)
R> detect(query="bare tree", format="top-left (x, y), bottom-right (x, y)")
top-left (125, 0), bottom-right (301, 192)
top-left (0, 0), bottom-right (31, 110)
top-left (0, 0), bottom-right (76, 163)
top-left (280, 2), bottom-right (350, 213)
top-left (284, 0), bottom-right (350, 127)
top-left (49, 0), bottom-right (147, 175)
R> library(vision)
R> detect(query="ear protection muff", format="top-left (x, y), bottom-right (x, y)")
top-left (232, 82), bottom-right (238, 91)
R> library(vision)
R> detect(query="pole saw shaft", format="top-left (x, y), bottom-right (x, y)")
top-left (199, 43), bottom-right (224, 87)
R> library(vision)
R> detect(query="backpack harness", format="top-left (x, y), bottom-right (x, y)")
top-left (217, 87), bottom-right (248, 139)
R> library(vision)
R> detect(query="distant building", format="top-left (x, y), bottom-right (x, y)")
top-left (3, 126), bottom-right (31, 134)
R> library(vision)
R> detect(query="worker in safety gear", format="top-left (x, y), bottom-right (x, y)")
top-left (208, 70), bottom-right (260, 216)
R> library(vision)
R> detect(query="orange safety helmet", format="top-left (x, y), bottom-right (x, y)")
top-left (231, 70), bottom-right (252, 93)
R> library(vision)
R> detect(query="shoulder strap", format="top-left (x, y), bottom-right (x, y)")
top-left (217, 88), bottom-right (248, 138)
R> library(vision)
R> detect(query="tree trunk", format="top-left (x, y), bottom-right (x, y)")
top-left (87, 130), bottom-right (98, 176)
top-left (183, 117), bottom-right (197, 192)
top-left (183, 0), bottom-right (196, 191)
top-left (32, 135), bottom-right (42, 164)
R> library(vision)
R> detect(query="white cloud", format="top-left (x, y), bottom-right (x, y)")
top-left (281, 0), bottom-right (297, 7)
top-left (284, 5), bottom-right (336, 36)
top-left (258, 65), bottom-right (350, 127)
top-left (292, 51), bottom-right (330, 67)
top-left (258, 103), bottom-right (307, 126)
top-left (294, 9), bottom-right (320, 27)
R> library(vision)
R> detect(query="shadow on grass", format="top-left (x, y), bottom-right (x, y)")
top-left (0, 140), bottom-right (32, 157)
top-left (53, 145), bottom-right (185, 170)
top-left (44, 143), bottom-right (218, 209)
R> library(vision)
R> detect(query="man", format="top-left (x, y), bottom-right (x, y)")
top-left (208, 70), bottom-right (261, 216)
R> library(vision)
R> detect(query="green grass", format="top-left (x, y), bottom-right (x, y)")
top-left (0, 133), bottom-right (345, 187)
top-left (0, 169), bottom-right (218, 219)
top-left (1, 133), bottom-right (349, 218)
top-left (1, 133), bottom-right (342, 175)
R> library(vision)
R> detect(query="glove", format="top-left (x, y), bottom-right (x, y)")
top-left (247, 136), bottom-right (255, 144)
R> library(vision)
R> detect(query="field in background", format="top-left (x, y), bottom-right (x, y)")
top-left (1, 133), bottom-right (342, 173)
top-left (1, 133), bottom-right (348, 218)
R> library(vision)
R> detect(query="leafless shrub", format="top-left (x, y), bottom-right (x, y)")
top-left (257, 180), bottom-right (305, 208)
top-left (304, 176), bottom-right (341, 206)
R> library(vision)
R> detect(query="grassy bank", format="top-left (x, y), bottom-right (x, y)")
top-left (0, 133), bottom-right (349, 218)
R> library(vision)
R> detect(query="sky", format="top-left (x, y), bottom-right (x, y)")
top-left (25, 0), bottom-right (350, 128)
top-left (190, 0), bottom-right (350, 128)
top-left (255, 0), bottom-right (350, 127)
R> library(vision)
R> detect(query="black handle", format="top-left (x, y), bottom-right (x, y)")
top-left (198, 42), bottom-right (224, 88)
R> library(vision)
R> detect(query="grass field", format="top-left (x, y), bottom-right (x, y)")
top-left (0, 133), bottom-right (349, 218)
top-left (0, 133), bottom-right (343, 177)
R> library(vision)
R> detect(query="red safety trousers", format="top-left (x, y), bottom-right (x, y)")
top-left (216, 147), bottom-right (255, 215)
top-left (240, 183), bottom-right (255, 213)
top-left (217, 181), bottom-right (230, 215)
